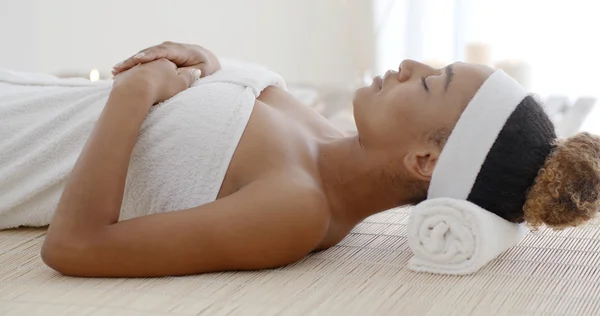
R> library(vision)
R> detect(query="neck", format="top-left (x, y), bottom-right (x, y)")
top-left (317, 136), bottom-right (417, 223)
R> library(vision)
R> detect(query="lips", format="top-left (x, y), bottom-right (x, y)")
top-left (383, 70), bottom-right (397, 83)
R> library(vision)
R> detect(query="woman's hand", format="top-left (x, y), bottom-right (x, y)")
top-left (112, 58), bottom-right (201, 105)
top-left (112, 41), bottom-right (221, 78)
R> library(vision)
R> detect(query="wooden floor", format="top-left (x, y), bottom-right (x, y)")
top-left (2, 208), bottom-right (600, 316)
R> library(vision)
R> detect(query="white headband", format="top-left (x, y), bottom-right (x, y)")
top-left (428, 70), bottom-right (529, 199)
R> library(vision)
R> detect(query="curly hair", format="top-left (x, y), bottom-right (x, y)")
top-left (524, 132), bottom-right (600, 229)
top-left (463, 95), bottom-right (600, 230)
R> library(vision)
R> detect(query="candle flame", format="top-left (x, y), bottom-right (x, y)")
top-left (89, 69), bottom-right (100, 82)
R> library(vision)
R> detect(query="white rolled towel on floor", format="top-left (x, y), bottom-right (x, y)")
top-left (407, 198), bottom-right (529, 275)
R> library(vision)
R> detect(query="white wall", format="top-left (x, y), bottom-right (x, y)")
top-left (0, 1), bottom-right (40, 71)
top-left (0, 0), bottom-right (375, 87)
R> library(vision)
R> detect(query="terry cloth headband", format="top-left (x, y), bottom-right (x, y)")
top-left (428, 70), bottom-right (529, 200)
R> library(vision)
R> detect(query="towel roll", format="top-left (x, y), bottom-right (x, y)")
top-left (407, 198), bottom-right (528, 275)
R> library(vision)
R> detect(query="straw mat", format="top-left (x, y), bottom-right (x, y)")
top-left (2, 207), bottom-right (600, 316)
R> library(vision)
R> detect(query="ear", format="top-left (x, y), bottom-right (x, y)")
top-left (403, 148), bottom-right (440, 181)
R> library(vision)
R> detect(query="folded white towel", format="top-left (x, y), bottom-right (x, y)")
top-left (407, 198), bottom-right (528, 275)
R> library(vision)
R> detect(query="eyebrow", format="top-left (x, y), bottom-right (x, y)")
top-left (444, 64), bottom-right (454, 92)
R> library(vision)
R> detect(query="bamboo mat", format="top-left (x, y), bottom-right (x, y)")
top-left (2, 208), bottom-right (600, 316)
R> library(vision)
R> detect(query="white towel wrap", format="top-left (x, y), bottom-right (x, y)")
top-left (0, 59), bottom-right (285, 230)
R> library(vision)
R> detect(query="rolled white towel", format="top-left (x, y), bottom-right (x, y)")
top-left (407, 198), bottom-right (528, 275)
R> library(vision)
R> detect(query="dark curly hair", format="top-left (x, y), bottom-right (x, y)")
top-left (466, 95), bottom-right (600, 229)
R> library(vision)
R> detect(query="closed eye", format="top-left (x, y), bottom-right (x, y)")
top-left (421, 76), bottom-right (429, 92)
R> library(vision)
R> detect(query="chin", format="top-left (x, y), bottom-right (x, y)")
top-left (352, 87), bottom-right (371, 131)
top-left (352, 86), bottom-right (374, 107)
top-left (351, 89), bottom-right (365, 115)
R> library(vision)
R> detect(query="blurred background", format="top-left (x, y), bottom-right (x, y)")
top-left (1, 0), bottom-right (598, 135)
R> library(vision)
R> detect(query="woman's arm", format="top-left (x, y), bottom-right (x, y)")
top-left (42, 59), bottom-right (329, 277)
top-left (43, 177), bottom-right (329, 277)
top-left (45, 59), bottom-right (195, 233)
top-left (46, 85), bottom-right (150, 231)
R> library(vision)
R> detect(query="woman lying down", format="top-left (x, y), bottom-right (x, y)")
top-left (1, 42), bottom-right (599, 278)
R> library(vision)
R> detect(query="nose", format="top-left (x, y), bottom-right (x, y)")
top-left (398, 59), bottom-right (435, 82)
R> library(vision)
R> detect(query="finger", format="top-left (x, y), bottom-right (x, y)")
top-left (113, 46), bottom-right (170, 72)
top-left (177, 67), bottom-right (202, 89)
top-left (113, 41), bottom-right (195, 74)
top-left (112, 49), bottom-right (150, 74)
top-left (113, 47), bottom-right (170, 74)
top-left (181, 63), bottom-right (214, 79)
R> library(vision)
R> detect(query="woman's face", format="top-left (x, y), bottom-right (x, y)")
top-left (352, 60), bottom-right (494, 180)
